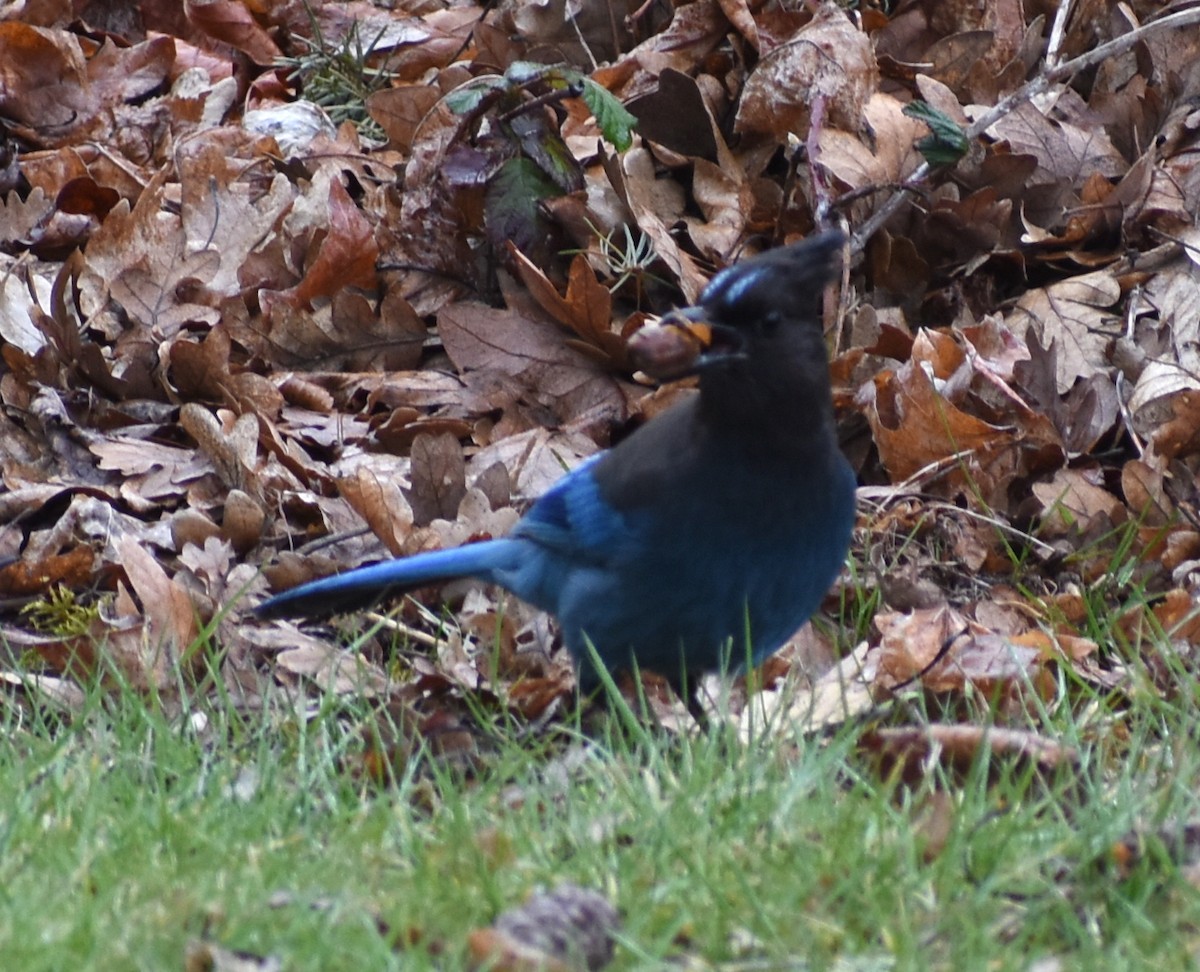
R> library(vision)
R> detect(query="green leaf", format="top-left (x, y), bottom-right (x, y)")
top-left (445, 77), bottom-right (507, 116)
top-left (581, 79), bottom-right (637, 152)
top-left (508, 111), bottom-right (584, 194)
top-left (903, 100), bottom-right (969, 165)
top-left (484, 157), bottom-right (561, 254)
top-left (504, 61), bottom-right (553, 86)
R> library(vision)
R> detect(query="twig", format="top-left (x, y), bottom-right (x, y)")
top-left (496, 84), bottom-right (584, 125)
top-left (927, 501), bottom-right (1058, 559)
top-left (363, 610), bottom-right (443, 647)
top-left (1114, 283), bottom-right (1146, 458)
top-left (1045, 0), bottom-right (1074, 69)
top-left (447, 0), bottom-right (496, 65)
top-left (850, 7), bottom-right (1200, 254)
top-left (291, 525), bottom-right (373, 556)
top-left (807, 92), bottom-right (832, 225)
top-left (568, 4), bottom-right (600, 72)
top-left (856, 481), bottom-right (1059, 559)
top-left (965, 8), bottom-right (1200, 142)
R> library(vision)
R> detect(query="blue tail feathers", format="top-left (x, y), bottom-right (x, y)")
top-left (255, 539), bottom-right (524, 620)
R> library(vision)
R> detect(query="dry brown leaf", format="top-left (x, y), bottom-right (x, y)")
top-left (184, 939), bottom-right (281, 972)
top-left (507, 247), bottom-right (623, 364)
top-left (337, 464), bottom-right (416, 557)
top-left (859, 356), bottom-right (1018, 504)
top-left (736, 5), bottom-right (877, 138)
top-left (179, 405), bottom-right (260, 496)
top-left (609, 146), bottom-right (709, 301)
top-left (687, 158), bottom-right (751, 260)
top-left (862, 724), bottom-right (1079, 783)
top-left (1031, 467), bottom-right (1126, 535)
top-left (9, 0), bottom-right (1200, 729)
top-left (874, 605), bottom-right (1050, 698)
top-left (407, 432), bottom-right (467, 527)
top-left (0, 22), bottom-right (91, 140)
top-left (0, 546), bottom-right (95, 597)
top-left (745, 641), bottom-right (874, 736)
top-left (624, 68), bottom-right (719, 162)
top-left (467, 427), bottom-right (598, 503)
top-left (984, 100), bottom-right (1128, 189)
top-left (467, 884), bottom-right (619, 972)
top-left (367, 84), bottom-right (442, 153)
top-left (117, 533), bottom-right (199, 651)
top-left (82, 170), bottom-right (221, 337)
top-left (817, 93), bottom-right (926, 194)
top-left (1006, 270), bottom-right (1122, 394)
top-left (438, 301), bottom-right (628, 427)
top-left (184, 0), bottom-right (282, 65)
top-left (286, 176), bottom-right (379, 309)
top-left (178, 139), bottom-right (295, 298)
top-left (1126, 253), bottom-right (1200, 437)
top-left (221, 489), bottom-right (266, 554)
top-left (276, 639), bottom-right (391, 696)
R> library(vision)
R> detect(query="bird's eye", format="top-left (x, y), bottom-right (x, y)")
top-left (750, 308), bottom-right (781, 335)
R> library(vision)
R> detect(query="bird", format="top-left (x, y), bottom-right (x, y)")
top-left (257, 231), bottom-right (857, 713)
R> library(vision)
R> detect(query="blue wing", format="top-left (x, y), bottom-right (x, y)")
top-left (509, 455), bottom-right (630, 564)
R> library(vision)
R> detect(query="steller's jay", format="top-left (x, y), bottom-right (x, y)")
top-left (257, 231), bottom-right (857, 710)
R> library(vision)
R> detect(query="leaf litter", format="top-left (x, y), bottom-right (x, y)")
top-left (0, 1), bottom-right (1198, 827)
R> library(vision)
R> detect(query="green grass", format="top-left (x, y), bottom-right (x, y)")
top-left (2, 661), bottom-right (1200, 972)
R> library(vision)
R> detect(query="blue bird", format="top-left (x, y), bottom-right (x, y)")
top-left (257, 231), bottom-right (856, 710)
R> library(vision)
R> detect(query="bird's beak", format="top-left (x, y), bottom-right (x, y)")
top-left (627, 308), bottom-right (747, 381)
top-left (671, 307), bottom-right (747, 368)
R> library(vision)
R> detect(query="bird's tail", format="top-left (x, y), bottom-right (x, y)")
top-left (255, 539), bottom-right (522, 620)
